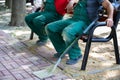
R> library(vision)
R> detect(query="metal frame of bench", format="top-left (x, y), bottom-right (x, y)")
top-left (81, 3), bottom-right (120, 70)
top-left (80, 1), bottom-right (120, 70)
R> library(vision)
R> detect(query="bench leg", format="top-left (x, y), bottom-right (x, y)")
top-left (81, 33), bottom-right (93, 70)
top-left (112, 28), bottom-right (120, 64)
top-left (29, 30), bottom-right (34, 40)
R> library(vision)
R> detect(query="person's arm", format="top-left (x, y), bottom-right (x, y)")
top-left (102, 0), bottom-right (114, 27)
top-left (65, 0), bottom-right (79, 13)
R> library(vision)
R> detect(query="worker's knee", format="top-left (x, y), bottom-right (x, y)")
top-left (45, 23), bottom-right (53, 34)
top-left (45, 23), bottom-right (57, 33)
top-left (25, 15), bottom-right (31, 24)
top-left (62, 28), bottom-right (75, 42)
top-left (33, 16), bottom-right (46, 26)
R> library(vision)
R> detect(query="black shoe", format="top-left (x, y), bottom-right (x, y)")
top-left (66, 55), bottom-right (82, 65)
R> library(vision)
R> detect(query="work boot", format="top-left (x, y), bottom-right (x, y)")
top-left (36, 39), bottom-right (47, 46)
top-left (66, 55), bottom-right (82, 65)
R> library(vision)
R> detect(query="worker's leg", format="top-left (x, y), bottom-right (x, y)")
top-left (62, 21), bottom-right (88, 65)
top-left (25, 12), bottom-right (43, 37)
top-left (32, 12), bottom-right (62, 42)
top-left (46, 19), bottom-right (74, 55)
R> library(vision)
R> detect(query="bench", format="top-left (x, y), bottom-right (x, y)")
top-left (81, 2), bottom-right (120, 70)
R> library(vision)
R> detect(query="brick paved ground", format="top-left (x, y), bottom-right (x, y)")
top-left (0, 30), bottom-right (70, 80)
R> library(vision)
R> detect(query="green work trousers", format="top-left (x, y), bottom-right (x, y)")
top-left (46, 0), bottom-right (90, 59)
top-left (25, 0), bottom-right (62, 41)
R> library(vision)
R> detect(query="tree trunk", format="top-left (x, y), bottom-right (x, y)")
top-left (5, 0), bottom-right (12, 9)
top-left (9, 0), bottom-right (26, 26)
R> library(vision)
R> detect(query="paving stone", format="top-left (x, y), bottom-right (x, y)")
top-left (13, 73), bottom-right (24, 80)
top-left (0, 63), bottom-right (7, 71)
top-left (0, 70), bottom-right (11, 76)
top-left (0, 71), bottom-right (4, 77)
top-left (0, 75), bottom-right (16, 80)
